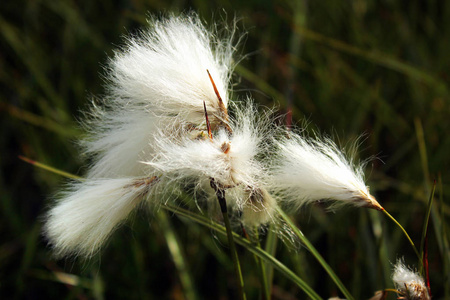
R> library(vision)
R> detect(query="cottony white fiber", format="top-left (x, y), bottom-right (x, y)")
top-left (83, 13), bottom-right (238, 179)
top-left (44, 178), bottom-right (155, 257)
top-left (146, 102), bottom-right (271, 210)
top-left (268, 132), bottom-right (381, 210)
top-left (392, 258), bottom-right (430, 300)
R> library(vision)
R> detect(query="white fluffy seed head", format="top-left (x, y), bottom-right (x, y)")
top-left (268, 131), bottom-right (382, 210)
top-left (392, 258), bottom-right (430, 300)
top-left (145, 101), bottom-right (276, 219)
top-left (147, 129), bottom-right (243, 187)
top-left (108, 13), bottom-right (235, 124)
top-left (44, 177), bottom-right (157, 258)
top-left (82, 13), bottom-right (240, 179)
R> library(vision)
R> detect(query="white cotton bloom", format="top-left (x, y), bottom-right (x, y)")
top-left (45, 13), bottom-right (248, 256)
top-left (146, 101), bottom-right (278, 225)
top-left (146, 102), bottom-right (263, 197)
top-left (109, 13), bottom-right (234, 124)
top-left (392, 258), bottom-right (430, 300)
top-left (83, 13), bottom-right (239, 178)
top-left (148, 128), bottom-right (253, 188)
top-left (268, 132), bottom-right (382, 210)
top-left (44, 177), bottom-right (158, 257)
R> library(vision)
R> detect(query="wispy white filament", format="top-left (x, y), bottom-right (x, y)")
top-left (146, 102), bottom-right (273, 213)
top-left (44, 178), bottom-right (155, 257)
top-left (268, 132), bottom-right (381, 210)
top-left (83, 13), bottom-right (238, 179)
top-left (392, 258), bottom-right (430, 300)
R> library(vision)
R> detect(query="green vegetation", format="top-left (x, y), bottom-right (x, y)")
top-left (1, 1), bottom-right (449, 299)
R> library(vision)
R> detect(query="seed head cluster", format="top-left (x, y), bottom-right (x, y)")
top-left (392, 258), bottom-right (430, 300)
top-left (44, 13), bottom-right (380, 258)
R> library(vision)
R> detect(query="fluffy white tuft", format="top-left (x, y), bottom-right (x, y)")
top-left (82, 13), bottom-right (239, 179)
top-left (145, 102), bottom-right (269, 208)
top-left (109, 13), bottom-right (234, 120)
top-left (268, 131), bottom-right (382, 210)
top-left (44, 177), bottom-right (156, 258)
top-left (392, 258), bottom-right (430, 300)
top-left (145, 101), bottom-right (279, 226)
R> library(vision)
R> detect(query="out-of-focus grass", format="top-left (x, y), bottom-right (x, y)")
top-left (1, 0), bottom-right (449, 299)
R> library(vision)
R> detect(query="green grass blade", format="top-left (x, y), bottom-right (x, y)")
top-left (414, 117), bottom-right (450, 274)
top-left (276, 207), bottom-right (353, 300)
top-left (0, 15), bottom-right (64, 108)
top-left (367, 210), bottom-right (391, 289)
top-left (163, 203), bottom-right (322, 300)
top-left (18, 156), bottom-right (83, 181)
top-left (221, 209), bottom-right (246, 300)
top-left (414, 118), bottom-right (431, 185)
top-left (249, 229), bottom-right (270, 300)
top-left (264, 225), bottom-right (278, 297)
top-left (157, 210), bottom-right (199, 300)
top-left (438, 175), bottom-right (450, 298)
top-left (234, 65), bottom-right (286, 105)
top-left (292, 26), bottom-right (447, 94)
top-left (1, 102), bottom-right (80, 137)
top-left (91, 273), bottom-right (105, 300)
top-left (419, 181), bottom-right (436, 273)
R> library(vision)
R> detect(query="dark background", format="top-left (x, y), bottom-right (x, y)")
top-left (1, 0), bottom-right (449, 299)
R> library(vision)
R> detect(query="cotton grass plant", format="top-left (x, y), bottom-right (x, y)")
top-left (268, 131), bottom-right (382, 210)
top-left (37, 12), bottom-right (441, 300)
top-left (44, 12), bottom-right (242, 258)
top-left (391, 258), bottom-right (431, 300)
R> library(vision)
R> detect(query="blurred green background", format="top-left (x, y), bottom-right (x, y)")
top-left (1, 0), bottom-right (449, 299)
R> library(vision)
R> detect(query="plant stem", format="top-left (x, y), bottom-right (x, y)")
top-left (163, 203), bottom-right (322, 300)
top-left (277, 207), bottom-right (354, 300)
top-left (264, 224), bottom-right (277, 296)
top-left (212, 182), bottom-right (246, 300)
top-left (381, 208), bottom-right (422, 264)
top-left (250, 229), bottom-right (270, 300)
top-left (19, 156), bottom-right (83, 181)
